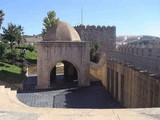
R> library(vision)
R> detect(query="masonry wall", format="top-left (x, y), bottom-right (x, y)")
top-left (90, 55), bottom-right (160, 108)
top-left (106, 50), bottom-right (160, 76)
top-left (36, 41), bottom-right (90, 89)
top-left (117, 43), bottom-right (160, 59)
top-left (90, 53), bottom-right (107, 87)
top-left (74, 25), bottom-right (116, 51)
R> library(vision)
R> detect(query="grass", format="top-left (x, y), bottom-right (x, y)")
top-left (25, 50), bottom-right (37, 60)
top-left (0, 44), bottom-right (37, 84)
top-left (0, 48), bottom-right (37, 84)
top-left (0, 62), bottom-right (26, 84)
top-left (14, 48), bottom-right (37, 64)
top-left (25, 50), bottom-right (37, 64)
top-left (0, 62), bottom-right (21, 74)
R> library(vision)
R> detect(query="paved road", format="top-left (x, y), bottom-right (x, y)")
top-left (17, 81), bottom-right (122, 108)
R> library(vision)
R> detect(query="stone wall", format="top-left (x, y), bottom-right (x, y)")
top-left (117, 43), bottom-right (160, 58)
top-left (106, 59), bottom-right (160, 108)
top-left (90, 53), bottom-right (107, 86)
top-left (36, 41), bottom-right (90, 88)
top-left (90, 54), bottom-right (160, 108)
top-left (74, 25), bottom-right (116, 51)
top-left (106, 50), bottom-right (160, 76)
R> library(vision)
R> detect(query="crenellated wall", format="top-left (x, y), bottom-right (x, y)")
top-left (74, 25), bottom-right (116, 51)
top-left (105, 50), bottom-right (160, 76)
top-left (90, 54), bottom-right (160, 108)
top-left (116, 42), bottom-right (160, 58)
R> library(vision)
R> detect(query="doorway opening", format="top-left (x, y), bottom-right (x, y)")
top-left (50, 61), bottom-right (78, 89)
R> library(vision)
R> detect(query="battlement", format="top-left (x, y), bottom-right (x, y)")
top-left (116, 42), bottom-right (160, 59)
top-left (74, 25), bottom-right (116, 51)
top-left (74, 25), bottom-right (116, 32)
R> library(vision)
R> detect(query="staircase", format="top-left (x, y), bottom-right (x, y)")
top-left (0, 81), bottom-right (28, 108)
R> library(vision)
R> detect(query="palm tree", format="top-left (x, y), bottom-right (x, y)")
top-left (0, 10), bottom-right (5, 28)
top-left (1, 23), bottom-right (24, 51)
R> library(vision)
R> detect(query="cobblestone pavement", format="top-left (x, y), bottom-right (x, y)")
top-left (17, 82), bottom-right (122, 108)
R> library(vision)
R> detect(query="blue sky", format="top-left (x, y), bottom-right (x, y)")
top-left (0, 0), bottom-right (160, 36)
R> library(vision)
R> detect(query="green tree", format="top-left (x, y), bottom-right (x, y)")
top-left (0, 42), bottom-right (7, 60)
top-left (95, 41), bottom-right (100, 51)
top-left (42, 11), bottom-right (59, 35)
top-left (1, 23), bottom-right (24, 51)
top-left (5, 49), bottom-right (19, 64)
top-left (15, 25), bottom-right (25, 46)
top-left (0, 10), bottom-right (5, 28)
top-left (90, 41), bottom-right (100, 63)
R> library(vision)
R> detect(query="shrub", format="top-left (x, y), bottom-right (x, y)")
top-left (28, 43), bottom-right (35, 52)
top-left (90, 41), bottom-right (100, 63)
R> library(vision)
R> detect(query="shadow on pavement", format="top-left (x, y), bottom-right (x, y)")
top-left (53, 81), bottom-right (123, 108)
top-left (18, 81), bottom-right (123, 109)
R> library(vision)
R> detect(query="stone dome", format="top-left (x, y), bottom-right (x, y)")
top-left (43, 21), bottom-right (81, 42)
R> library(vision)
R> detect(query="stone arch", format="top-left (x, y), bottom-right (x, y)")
top-left (47, 59), bottom-right (81, 87)
top-left (36, 21), bottom-right (90, 89)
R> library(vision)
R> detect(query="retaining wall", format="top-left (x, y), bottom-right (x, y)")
top-left (90, 54), bottom-right (160, 108)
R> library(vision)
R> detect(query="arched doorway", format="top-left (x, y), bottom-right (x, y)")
top-left (50, 61), bottom-right (78, 88)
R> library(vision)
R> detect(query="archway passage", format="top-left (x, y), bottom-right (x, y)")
top-left (50, 61), bottom-right (78, 89)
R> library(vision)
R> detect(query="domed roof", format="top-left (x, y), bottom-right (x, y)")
top-left (43, 21), bottom-right (81, 42)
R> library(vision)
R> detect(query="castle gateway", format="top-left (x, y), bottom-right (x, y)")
top-left (36, 21), bottom-right (90, 89)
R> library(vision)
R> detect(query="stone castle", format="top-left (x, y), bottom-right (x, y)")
top-left (74, 24), bottom-right (160, 76)
top-left (35, 23), bottom-right (160, 108)
top-left (74, 25), bottom-right (160, 108)
top-left (74, 25), bottom-right (116, 51)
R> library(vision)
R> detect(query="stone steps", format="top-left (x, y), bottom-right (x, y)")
top-left (0, 84), bottom-right (28, 108)
top-left (0, 82), bottom-right (159, 120)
